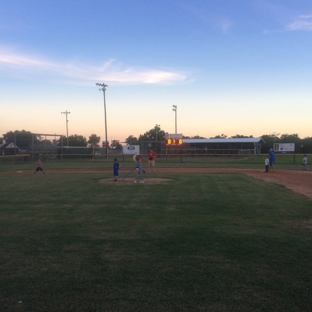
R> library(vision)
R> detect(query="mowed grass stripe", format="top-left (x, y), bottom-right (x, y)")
top-left (0, 172), bottom-right (311, 311)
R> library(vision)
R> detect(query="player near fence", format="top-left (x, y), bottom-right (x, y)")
top-left (148, 149), bottom-right (156, 171)
top-left (302, 154), bottom-right (308, 171)
top-left (34, 159), bottom-right (45, 174)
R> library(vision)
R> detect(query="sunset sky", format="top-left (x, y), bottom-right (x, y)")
top-left (1, 0), bottom-right (312, 143)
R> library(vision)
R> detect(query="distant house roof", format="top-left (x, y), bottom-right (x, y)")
top-left (0, 142), bottom-right (20, 149)
top-left (0, 142), bottom-right (21, 155)
top-left (183, 138), bottom-right (265, 144)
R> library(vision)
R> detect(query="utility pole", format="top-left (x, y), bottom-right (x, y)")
top-left (61, 110), bottom-right (70, 146)
top-left (96, 83), bottom-right (109, 158)
top-left (172, 105), bottom-right (177, 135)
top-left (155, 124), bottom-right (160, 152)
top-left (155, 124), bottom-right (160, 142)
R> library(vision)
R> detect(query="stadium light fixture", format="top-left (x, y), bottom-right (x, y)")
top-left (96, 83), bottom-right (109, 158)
top-left (61, 110), bottom-right (70, 146)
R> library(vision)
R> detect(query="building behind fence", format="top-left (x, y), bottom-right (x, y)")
top-left (1, 137), bottom-right (265, 159)
top-left (142, 138), bottom-right (264, 155)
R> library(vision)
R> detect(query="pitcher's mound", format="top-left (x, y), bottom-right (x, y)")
top-left (100, 178), bottom-right (173, 184)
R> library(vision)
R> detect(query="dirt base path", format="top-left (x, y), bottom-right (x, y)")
top-left (155, 168), bottom-right (312, 200)
top-left (115, 168), bottom-right (312, 200)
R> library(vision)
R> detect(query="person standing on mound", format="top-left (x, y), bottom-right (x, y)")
top-left (34, 159), bottom-right (45, 174)
top-left (113, 158), bottom-right (120, 181)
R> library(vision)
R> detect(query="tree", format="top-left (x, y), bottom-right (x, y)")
top-left (87, 134), bottom-right (100, 147)
top-left (280, 133), bottom-right (300, 143)
top-left (138, 125), bottom-right (166, 142)
top-left (231, 134), bottom-right (253, 138)
top-left (211, 134), bottom-right (227, 138)
top-left (301, 137), bottom-right (312, 153)
top-left (57, 136), bottom-right (66, 146)
top-left (110, 140), bottom-right (122, 150)
top-left (125, 135), bottom-right (139, 145)
top-left (2, 130), bottom-right (40, 149)
top-left (260, 133), bottom-right (280, 153)
top-left (58, 135), bottom-right (87, 146)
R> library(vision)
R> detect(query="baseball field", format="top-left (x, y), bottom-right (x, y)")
top-left (0, 158), bottom-right (311, 311)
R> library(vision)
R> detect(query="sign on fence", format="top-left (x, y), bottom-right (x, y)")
top-left (122, 145), bottom-right (140, 155)
top-left (273, 143), bottom-right (295, 153)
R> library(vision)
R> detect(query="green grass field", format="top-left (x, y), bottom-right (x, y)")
top-left (0, 169), bottom-right (311, 311)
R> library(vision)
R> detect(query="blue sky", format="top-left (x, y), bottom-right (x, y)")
top-left (1, 0), bottom-right (312, 143)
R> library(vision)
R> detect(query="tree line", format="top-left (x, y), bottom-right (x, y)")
top-left (124, 128), bottom-right (312, 153)
top-left (0, 130), bottom-right (122, 150)
top-left (2, 129), bottom-right (312, 153)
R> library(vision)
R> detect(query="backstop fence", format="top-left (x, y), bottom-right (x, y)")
top-left (0, 137), bottom-right (308, 166)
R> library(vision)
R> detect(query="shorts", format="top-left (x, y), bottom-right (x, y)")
top-left (148, 159), bottom-right (155, 167)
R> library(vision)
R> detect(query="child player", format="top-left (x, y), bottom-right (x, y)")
top-left (34, 159), bottom-right (45, 174)
top-left (148, 149), bottom-right (156, 172)
top-left (264, 155), bottom-right (269, 172)
top-left (302, 154), bottom-right (308, 171)
top-left (133, 154), bottom-right (145, 183)
top-left (113, 158), bottom-right (120, 181)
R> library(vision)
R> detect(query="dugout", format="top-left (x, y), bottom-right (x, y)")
top-left (182, 138), bottom-right (265, 155)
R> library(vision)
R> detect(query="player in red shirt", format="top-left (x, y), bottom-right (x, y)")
top-left (148, 149), bottom-right (156, 171)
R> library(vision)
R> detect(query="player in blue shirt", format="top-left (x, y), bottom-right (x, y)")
top-left (113, 158), bottom-right (120, 181)
top-left (269, 148), bottom-right (275, 171)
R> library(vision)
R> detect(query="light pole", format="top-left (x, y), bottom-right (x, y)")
top-left (155, 124), bottom-right (160, 142)
top-left (61, 110), bottom-right (70, 146)
top-left (155, 124), bottom-right (160, 152)
top-left (172, 105), bottom-right (177, 135)
top-left (96, 83), bottom-right (108, 158)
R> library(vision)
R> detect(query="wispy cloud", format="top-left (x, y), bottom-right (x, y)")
top-left (0, 47), bottom-right (186, 85)
top-left (182, 4), bottom-right (233, 34)
top-left (220, 19), bottom-right (233, 34)
top-left (287, 14), bottom-right (312, 31)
